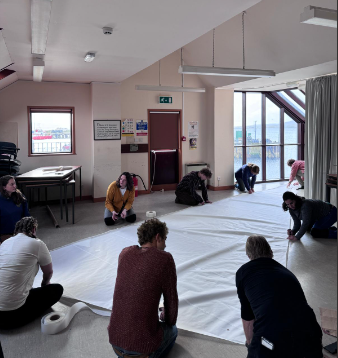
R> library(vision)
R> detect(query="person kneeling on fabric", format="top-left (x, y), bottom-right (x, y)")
top-left (108, 218), bottom-right (179, 358)
top-left (236, 235), bottom-right (323, 358)
top-left (175, 167), bottom-right (212, 206)
top-left (104, 172), bottom-right (136, 226)
top-left (282, 191), bottom-right (337, 241)
top-left (235, 163), bottom-right (259, 194)
top-left (0, 217), bottom-right (63, 329)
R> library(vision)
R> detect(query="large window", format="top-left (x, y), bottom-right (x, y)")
top-left (28, 107), bottom-right (75, 156)
top-left (234, 90), bottom-right (304, 182)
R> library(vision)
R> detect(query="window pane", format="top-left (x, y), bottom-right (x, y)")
top-left (284, 114), bottom-right (298, 144)
top-left (31, 112), bottom-right (72, 154)
top-left (266, 146), bottom-right (281, 180)
top-left (266, 98), bottom-right (280, 144)
top-left (279, 91), bottom-right (305, 117)
top-left (234, 92), bottom-right (243, 145)
top-left (290, 89), bottom-right (305, 104)
top-left (246, 93), bottom-right (262, 145)
top-left (284, 145), bottom-right (298, 179)
top-left (246, 147), bottom-right (262, 182)
top-left (234, 147), bottom-right (243, 177)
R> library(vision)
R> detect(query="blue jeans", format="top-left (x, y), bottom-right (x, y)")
top-left (312, 206), bottom-right (337, 239)
top-left (112, 323), bottom-right (178, 358)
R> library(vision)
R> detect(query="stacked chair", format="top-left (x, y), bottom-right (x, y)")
top-left (0, 142), bottom-right (21, 177)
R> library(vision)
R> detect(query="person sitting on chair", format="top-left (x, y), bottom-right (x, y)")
top-left (0, 217), bottom-right (63, 329)
top-left (283, 191), bottom-right (337, 240)
top-left (175, 167), bottom-right (212, 206)
top-left (0, 175), bottom-right (30, 243)
top-left (236, 235), bottom-right (323, 358)
top-left (108, 218), bottom-right (179, 358)
top-left (286, 159), bottom-right (305, 190)
top-left (104, 172), bottom-right (136, 226)
top-left (235, 164), bottom-right (260, 194)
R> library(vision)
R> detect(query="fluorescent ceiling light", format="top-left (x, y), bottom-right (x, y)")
top-left (33, 58), bottom-right (44, 82)
top-left (300, 6), bottom-right (337, 28)
top-left (31, 0), bottom-right (53, 55)
top-left (135, 85), bottom-right (205, 93)
top-left (84, 52), bottom-right (95, 62)
top-left (179, 65), bottom-right (275, 78)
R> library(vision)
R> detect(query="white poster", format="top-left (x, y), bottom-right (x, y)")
top-left (189, 121), bottom-right (199, 138)
top-left (122, 118), bottom-right (134, 137)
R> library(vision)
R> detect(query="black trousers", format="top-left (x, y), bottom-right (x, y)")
top-left (0, 284), bottom-right (63, 329)
top-left (175, 190), bottom-right (199, 206)
top-left (247, 323), bottom-right (323, 358)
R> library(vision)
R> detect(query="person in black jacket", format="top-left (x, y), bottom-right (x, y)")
top-left (236, 235), bottom-right (323, 358)
top-left (175, 168), bottom-right (212, 206)
top-left (282, 191), bottom-right (337, 240)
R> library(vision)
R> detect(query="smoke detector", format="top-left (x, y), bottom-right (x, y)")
top-left (102, 27), bottom-right (113, 35)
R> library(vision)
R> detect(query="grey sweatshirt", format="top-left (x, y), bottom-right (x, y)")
top-left (289, 199), bottom-right (332, 239)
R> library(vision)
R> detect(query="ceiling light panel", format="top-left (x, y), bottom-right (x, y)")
top-left (179, 65), bottom-right (275, 78)
top-left (300, 6), bottom-right (337, 28)
top-left (31, 0), bottom-right (53, 54)
top-left (135, 85), bottom-right (205, 93)
top-left (33, 58), bottom-right (45, 82)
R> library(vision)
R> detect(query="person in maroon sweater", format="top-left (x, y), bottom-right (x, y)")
top-left (108, 218), bottom-right (179, 358)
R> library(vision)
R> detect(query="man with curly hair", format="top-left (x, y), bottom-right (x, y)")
top-left (104, 172), bottom-right (137, 226)
top-left (108, 218), bottom-right (179, 358)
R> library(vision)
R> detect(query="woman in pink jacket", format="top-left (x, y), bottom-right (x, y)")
top-left (287, 159), bottom-right (305, 189)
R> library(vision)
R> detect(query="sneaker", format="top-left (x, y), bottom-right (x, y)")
top-left (296, 186), bottom-right (304, 190)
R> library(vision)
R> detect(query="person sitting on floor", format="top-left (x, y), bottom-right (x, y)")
top-left (235, 164), bottom-right (259, 194)
top-left (108, 218), bottom-right (179, 358)
top-left (286, 159), bottom-right (305, 190)
top-left (0, 217), bottom-right (63, 329)
top-left (236, 235), bottom-right (323, 358)
top-left (0, 175), bottom-right (30, 243)
top-left (104, 172), bottom-right (136, 226)
top-left (175, 167), bottom-right (212, 206)
top-left (283, 191), bottom-right (337, 240)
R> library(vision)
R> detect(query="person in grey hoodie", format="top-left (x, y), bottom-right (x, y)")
top-left (282, 191), bottom-right (337, 240)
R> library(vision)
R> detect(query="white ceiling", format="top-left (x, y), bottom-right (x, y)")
top-left (0, 0), bottom-right (260, 88)
top-left (182, 0), bottom-right (337, 90)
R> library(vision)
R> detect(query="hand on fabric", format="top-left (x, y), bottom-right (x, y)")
top-left (205, 200), bottom-right (212, 204)
top-left (248, 189), bottom-right (253, 194)
top-left (112, 211), bottom-right (119, 221)
top-left (287, 182), bottom-right (291, 188)
top-left (121, 209), bottom-right (127, 219)
top-left (287, 235), bottom-right (298, 242)
top-left (293, 182), bottom-right (299, 186)
top-left (159, 307), bottom-right (165, 321)
top-left (287, 229), bottom-right (293, 236)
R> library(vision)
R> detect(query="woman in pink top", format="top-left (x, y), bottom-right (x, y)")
top-left (287, 159), bottom-right (305, 189)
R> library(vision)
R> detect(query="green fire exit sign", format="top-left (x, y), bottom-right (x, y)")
top-left (159, 96), bottom-right (172, 104)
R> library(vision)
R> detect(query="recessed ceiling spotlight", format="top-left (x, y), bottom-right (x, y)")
top-left (102, 27), bottom-right (113, 35)
top-left (84, 52), bottom-right (95, 62)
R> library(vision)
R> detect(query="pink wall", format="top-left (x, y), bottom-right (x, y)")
top-left (0, 81), bottom-right (93, 197)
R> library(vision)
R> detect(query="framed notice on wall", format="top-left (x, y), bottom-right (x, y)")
top-left (93, 120), bottom-right (121, 140)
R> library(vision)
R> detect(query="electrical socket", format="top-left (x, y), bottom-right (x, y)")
top-left (217, 176), bottom-right (221, 181)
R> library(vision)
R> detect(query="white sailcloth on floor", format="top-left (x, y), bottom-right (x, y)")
top-left (34, 186), bottom-right (290, 344)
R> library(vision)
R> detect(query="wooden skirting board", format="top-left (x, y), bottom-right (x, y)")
top-left (208, 185), bottom-right (235, 191)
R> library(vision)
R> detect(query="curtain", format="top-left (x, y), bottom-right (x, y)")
top-left (304, 74), bottom-right (337, 205)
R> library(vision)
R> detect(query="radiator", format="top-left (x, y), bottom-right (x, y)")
top-left (185, 163), bottom-right (208, 175)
